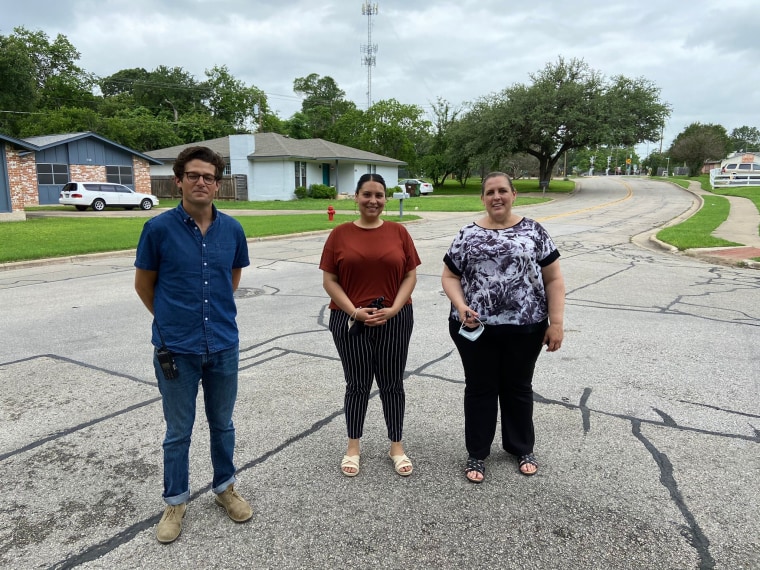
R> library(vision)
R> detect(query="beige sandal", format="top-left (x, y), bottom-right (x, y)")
top-left (389, 452), bottom-right (413, 476)
top-left (341, 455), bottom-right (360, 477)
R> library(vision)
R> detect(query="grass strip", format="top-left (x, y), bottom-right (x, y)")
top-left (656, 194), bottom-right (741, 250)
top-left (0, 214), bottom-right (417, 263)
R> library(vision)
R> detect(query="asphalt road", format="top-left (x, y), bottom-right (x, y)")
top-left (1, 177), bottom-right (758, 569)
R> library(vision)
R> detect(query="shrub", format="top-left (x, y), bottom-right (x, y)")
top-left (387, 185), bottom-right (402, 198)
top-left (294, 186), bottom-right (308, 199)
top-left (309, 183), bottom-right (337, 199)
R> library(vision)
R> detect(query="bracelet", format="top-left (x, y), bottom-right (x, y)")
top-left (349, 308), bottom-right (360, 320)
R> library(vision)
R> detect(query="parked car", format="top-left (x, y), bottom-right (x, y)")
top-left (398, 178), bottom-right (434, 195)
top-left (59, 182), bottom-right (159, 211)
top-left (720, 162), bottom-right (760, 174)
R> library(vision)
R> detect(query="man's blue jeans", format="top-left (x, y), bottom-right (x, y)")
top-left (154, 345), bottom-right (239, 505)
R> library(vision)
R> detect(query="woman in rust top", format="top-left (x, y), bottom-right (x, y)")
top-left (320, 173), bottom-right (421, 478)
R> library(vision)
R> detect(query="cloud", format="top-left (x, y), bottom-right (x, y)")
top-left (3, 0), bottom-right (758, 151)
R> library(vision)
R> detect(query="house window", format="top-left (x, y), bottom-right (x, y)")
top-left (295, 161), bottom-right (307, 188)
top-left (223, 163), bottom-right (231, 176)
top-left (367, 164), bottom-right (376, 174)
top-left (106, 165), bottom-right (134, 185)
top-left (36, 163), bottom-right (69, 185)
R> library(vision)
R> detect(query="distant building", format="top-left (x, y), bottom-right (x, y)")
top-left (0, 131), bottom-right (161, 221)
top-left (719, 151), bottom-right (760, 171)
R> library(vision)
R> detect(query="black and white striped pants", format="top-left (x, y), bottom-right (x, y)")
top-left (328, 304), bottom-right (414, 441)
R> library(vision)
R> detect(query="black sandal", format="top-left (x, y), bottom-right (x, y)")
top-left (518, 453), bottom-right (538, 476)
top-left (465, 457), bottom-right (485, 484)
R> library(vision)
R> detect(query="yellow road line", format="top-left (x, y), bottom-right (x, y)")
top-left (534, 181), bottom-right (634, 222)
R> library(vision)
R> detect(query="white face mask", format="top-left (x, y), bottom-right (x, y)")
top-left (458, 318), bottom-right (484, 341)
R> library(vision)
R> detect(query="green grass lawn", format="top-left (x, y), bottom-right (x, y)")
top-left (656, 194), bottom-right (741, 250)
top-left (7, 185), bottom-right (555, 263)
top-left (650, 174), bottom-right (760, 255)
top-left (26, 175), bottom-right (569, 213)
top-left (0, 214), bottom-right (416, 264)
top-left (12, 174), bottom-right (760, 263)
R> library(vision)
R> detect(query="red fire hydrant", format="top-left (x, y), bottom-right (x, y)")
top-left (327, 205), bottom-right (335, 221)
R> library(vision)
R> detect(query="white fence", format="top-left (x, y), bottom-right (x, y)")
top-left (709, 168), bottom-right (760, 189)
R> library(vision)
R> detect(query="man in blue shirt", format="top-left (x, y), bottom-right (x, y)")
top-left (135, 146), bottom-right (252, 544)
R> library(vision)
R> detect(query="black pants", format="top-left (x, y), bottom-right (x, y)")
top-left (329, 305), bottom-right (414, 441)
top-left (449, 319), bottom-right (546, 460)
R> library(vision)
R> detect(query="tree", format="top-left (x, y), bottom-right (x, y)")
top-left (445, 97), bottom-right (508, 182)
top-left (642, 151), bottom-right (667, 176)
top-left (0, 34), bottom-right (39, 133)
top-left (463, 57), bottom-right (670, 187)
top-left (101, 107), bottom-right (182, 151)
top-left (292, 73), bottom-right (356, 139)
top-left (501, 153), bottom-right (540, 179)
top-left (10, 27), bottom-right (95, 110)
top-left (202, 65), bottom-right (266, 132)
top-left (668, 123), bottom-right (730, 176)
top-left (603, 76), bottom-right (670, 147)
top-left (0, 27), bottom-right (95, 134)
top-left (174, 111), bottom-right (233, 144)
top-left (355, 99), bottom-right (430, 168)
top-left (728, 126), bottom-right (760, 153)
top-left (122, 65), bottom-right (204, 120)
top-left (259, 112), bottom-right (289, 135)
top-left (416, 98), bottom-right (461, 187)
top-left (442, 116), bottom-right (475, 185)
top-left (328, 108), bottom-right (366, 148)
top-left (15, 106), bottom-right (103, 137)
top-left (99, 68), bottom-right (150, 97)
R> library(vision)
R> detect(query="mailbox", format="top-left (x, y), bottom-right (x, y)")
top-left (392, 192), bottom-right (410, 218)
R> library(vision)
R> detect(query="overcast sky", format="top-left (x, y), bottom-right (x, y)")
top-left (4, 0), bottom-right (758, 156)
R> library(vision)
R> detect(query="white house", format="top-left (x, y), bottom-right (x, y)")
top-left (145, 133), bottom-right (406, 201)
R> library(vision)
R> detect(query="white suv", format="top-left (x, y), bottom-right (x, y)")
top-left (59, 182), bottom-right (159, 211)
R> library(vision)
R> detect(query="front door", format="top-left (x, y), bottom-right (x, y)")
top-left (322, 163), bottom-right (330, 186)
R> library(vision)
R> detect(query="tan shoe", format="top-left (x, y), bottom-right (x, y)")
top-left (215, 484), bottom-right (253, 522)
top-left (156, 503), bottom-right (186, 544)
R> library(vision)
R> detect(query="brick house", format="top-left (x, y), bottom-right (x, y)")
top-left (0, 132), bottom-right (162, 221)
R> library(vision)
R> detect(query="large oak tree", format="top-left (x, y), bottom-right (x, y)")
top-left (464, 57), bottom-right (670, 186)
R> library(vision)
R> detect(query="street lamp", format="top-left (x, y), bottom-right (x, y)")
top-left (665, 157), bottom-right (670, 177)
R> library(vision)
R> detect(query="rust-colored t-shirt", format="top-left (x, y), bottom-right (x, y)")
top-left (319, 221), bottom-right (421, 310)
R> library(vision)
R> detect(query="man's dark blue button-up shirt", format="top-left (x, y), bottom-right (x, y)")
top-left (135, 203), bottom-right (250, 354)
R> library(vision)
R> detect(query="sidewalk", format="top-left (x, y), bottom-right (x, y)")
top-left (653, 181), bottom-right (760, 269)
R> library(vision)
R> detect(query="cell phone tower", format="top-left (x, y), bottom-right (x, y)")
top-left (360, 3), bottom-right (378, 110)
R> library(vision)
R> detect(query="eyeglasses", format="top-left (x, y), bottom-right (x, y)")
top-left (184, 172), bottom-right (218, 184)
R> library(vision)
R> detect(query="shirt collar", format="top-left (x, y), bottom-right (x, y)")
top-left (175, 202), bottom-right (218, 225)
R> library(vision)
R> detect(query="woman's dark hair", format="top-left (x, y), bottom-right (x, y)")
top-left (481, 171), bottom-right (515, 195)
top-left (355, 173), bottom-right (386, 194)
top-left (173, 146), bottom-right (226, 180)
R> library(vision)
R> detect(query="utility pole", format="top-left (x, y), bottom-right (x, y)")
top-left (360, 3), bottom-right (378, 110)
